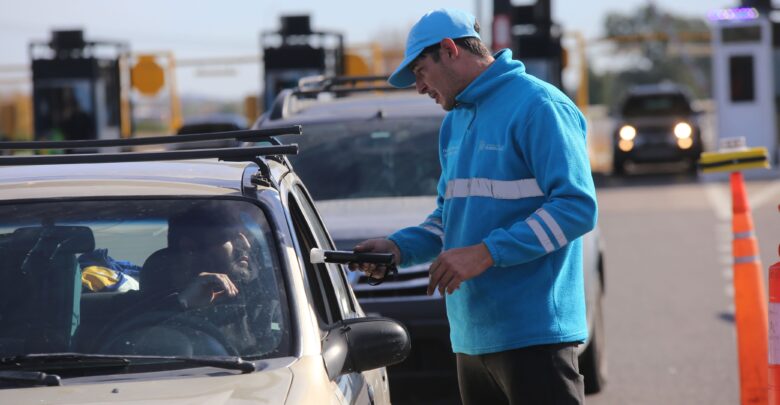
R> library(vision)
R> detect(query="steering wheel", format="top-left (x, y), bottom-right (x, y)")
top-left (96, 302), bottom-right (240, 357)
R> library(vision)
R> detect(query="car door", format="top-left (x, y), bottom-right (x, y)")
top-left (287, 183), bottom-right (376, 405)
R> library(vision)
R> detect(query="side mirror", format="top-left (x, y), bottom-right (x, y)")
top-left (322, 317), bottom-right (411, 380)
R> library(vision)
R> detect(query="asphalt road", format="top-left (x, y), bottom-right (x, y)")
top-left (586, 168), bottom-right (780, 404)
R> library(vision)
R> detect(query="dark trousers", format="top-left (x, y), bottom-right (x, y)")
top-left (456, 342), bottom-right (584, 405)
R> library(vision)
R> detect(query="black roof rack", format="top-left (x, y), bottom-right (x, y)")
top-left (0, 126), bottom-right (301, 150)
top-left (0, 145), bottom-right (297, 166)
top-left (293, 75), bottom-right (409, 97)
top-left (267, 75), bottom-right (411, 120)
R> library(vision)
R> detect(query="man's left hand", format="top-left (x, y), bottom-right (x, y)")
top-left (428, 243), bottom-right (494, 296)
top-left (179, 272), bottom-right (239, 309)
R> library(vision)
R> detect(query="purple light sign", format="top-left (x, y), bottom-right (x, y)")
top-left (708, 7), bottom-right (760, 22)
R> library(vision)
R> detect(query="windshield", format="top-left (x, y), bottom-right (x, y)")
top-left (278, 117), bottom-right (442, 200)
top-left (0, 198), bottom-right (290, 365)
top-left (621, 93), bottom-right (693, 117)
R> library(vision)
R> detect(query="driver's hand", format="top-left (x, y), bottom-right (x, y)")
top-left (178, 272), bottom-right (239, 309)
top-left (348, 238), bottom-right (401, 280)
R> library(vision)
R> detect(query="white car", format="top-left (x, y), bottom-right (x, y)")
top-left (0, 129), bottom-right (410, 404)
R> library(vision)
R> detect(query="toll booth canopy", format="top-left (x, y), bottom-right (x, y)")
top-left (261, 16), bottom-right (344, 108)
top-left (30, 30), bottom-right (128, 142)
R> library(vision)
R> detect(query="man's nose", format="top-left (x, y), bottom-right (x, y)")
top-left (415, 79), bottom-right (427, 94)
top-left (236, 232), bottom-right (251, 250)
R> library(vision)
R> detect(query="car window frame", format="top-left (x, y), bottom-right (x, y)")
top-left (286, 183), bottom-right (370, 405)
top-left (292, 184), bottom-right (358, 318)
top-left (286, 185), bottom-right (358, 326)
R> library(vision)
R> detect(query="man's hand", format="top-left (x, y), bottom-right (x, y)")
top-left (178, 272), bottom-right (239, 309)
top-left (348, 238), bottom-right (401, 281)
top-left (428, 243), bottom-right (494, 296)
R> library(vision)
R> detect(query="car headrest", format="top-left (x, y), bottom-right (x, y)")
top-left (11, 226), bottom-right (95, 255)
top-left (140, 248), bottom-right (178, 295)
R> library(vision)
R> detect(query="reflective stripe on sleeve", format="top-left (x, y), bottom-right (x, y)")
top-left (527, 218), bottom-right (555, 253)
top-left (445, 178), bottom-right (544, 200)
top-left (421, 223), bottom-right (444, 239)
top-left (536, 208), bottom-right (568, 248)
top-left (420, 216), bottom-right (444, 241)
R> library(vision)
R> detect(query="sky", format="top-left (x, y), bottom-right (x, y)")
top-left (0, 0), bottom-right (740, 101)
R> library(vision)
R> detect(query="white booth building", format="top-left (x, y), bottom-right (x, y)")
top-left (710, 7), bottom-right (778, 162)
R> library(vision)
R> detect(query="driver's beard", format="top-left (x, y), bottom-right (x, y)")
top-left (229, 247), bottom-right (257, 284)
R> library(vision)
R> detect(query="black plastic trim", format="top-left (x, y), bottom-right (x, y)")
top-left (0, 127), bottom-right (301, 150)
top-left (0, 145), bottom-right (298, 166)
top-left (294, 85), bottom-right (409, 96)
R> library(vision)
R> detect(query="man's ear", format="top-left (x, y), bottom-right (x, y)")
top-left (439, 38), bottom-right (459, 60)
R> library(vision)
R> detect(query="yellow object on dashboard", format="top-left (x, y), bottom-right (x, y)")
top-left (81, 266), bottom-right (121, 292)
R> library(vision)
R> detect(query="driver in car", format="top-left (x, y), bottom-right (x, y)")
top-left (166, 205), bottom-right (255, 310)
top-left (100, 203), bottom-right (271, 355)
top-left (161, 204), bottom-right (271, 353)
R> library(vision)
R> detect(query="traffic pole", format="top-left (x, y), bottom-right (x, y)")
top-left (731, 171), bottom-right (769, 405)
top-left (699, 139), bottom-right (770, 405)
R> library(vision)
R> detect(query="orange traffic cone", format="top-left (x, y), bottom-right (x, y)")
top-left (769, 258), bottom-right (780, 404)
top-left (731, 172), bottom-right (769, 405)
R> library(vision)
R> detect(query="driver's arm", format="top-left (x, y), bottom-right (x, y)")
top-left (176, 272), bottom-right (239, 309)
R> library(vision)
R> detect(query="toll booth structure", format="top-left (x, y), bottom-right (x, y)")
top-left (492, 0), bottom-right (563, 89)
top-left (29, 30), bottom-right (130, 144)
top-left (709, 6), bottom-right (779, 164)
top-left (261, 15), bottom-right (345, 110)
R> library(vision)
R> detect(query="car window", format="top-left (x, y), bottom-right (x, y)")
top-left (621, 93), bottom-right (693, 117)
top-left (277, 117), bottom-right (442, 200)
top-left (0, 198), bottom-right (291, 361)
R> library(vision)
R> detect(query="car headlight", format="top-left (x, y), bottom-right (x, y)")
top-left (674, 122), bottom-right (693, 139)
top-left (619, 125), bottom-right (636, 141)
top-left (677, 138), bottom-right (693, 149)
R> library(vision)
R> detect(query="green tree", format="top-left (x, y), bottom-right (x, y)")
top-left (590, 4), bottom-right (711, 107)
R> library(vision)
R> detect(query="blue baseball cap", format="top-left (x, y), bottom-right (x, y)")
top-left (387, 8), bottom-right (481, 88)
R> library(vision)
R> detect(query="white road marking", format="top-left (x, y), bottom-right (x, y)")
top-left (748, 181), bottom-right (780, 211)
top-left (704, 182), bottom-right (737, 321)
top-left (722, 268), bottom-right (733, 280)
top-left (704, 179), bottom-right (780, 216)
top-left (704, 183), bottom-right (731, 221)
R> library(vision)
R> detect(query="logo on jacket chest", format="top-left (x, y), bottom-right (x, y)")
top-left (443, 140), bottom-right (506, 158)
top-left (478, 140), bottom-right (505, 152)
top-left (443, 145), bottom-right (460, 158)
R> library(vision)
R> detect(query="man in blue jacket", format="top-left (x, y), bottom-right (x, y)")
top-left (352, 8), bottom-right (597, 405)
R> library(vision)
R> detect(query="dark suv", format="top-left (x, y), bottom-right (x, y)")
top-left (0, 130), bottom-right (409, 404)
top-left (612, 83), bottom-right (703, 175)
top-left (255, 76), bottom-right (607, 402)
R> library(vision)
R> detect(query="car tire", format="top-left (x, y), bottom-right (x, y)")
top-left (579, 284), bottom-right (607, 395)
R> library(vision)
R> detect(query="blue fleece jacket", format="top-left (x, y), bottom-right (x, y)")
top-left (388, 49), bottom-right (598, 355)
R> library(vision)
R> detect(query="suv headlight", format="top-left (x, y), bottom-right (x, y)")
top-left (674, 122), bottom-right (692, 139)
top-left (619, 125), bottom-right (636, 141)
